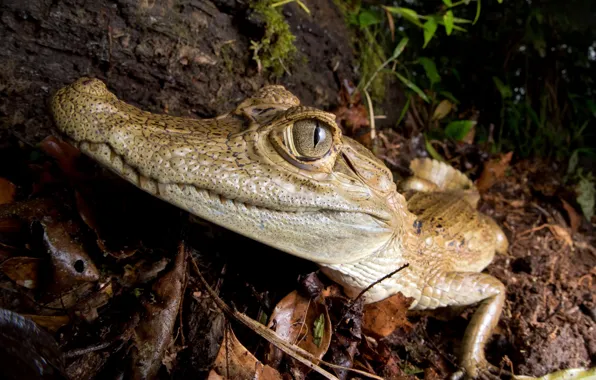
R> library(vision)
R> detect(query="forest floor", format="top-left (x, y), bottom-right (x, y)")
top-left (0, 1), bottom-right (594, 379)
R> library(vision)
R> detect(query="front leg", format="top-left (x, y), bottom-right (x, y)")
top-left (417, 272), bottom-right (505, 378)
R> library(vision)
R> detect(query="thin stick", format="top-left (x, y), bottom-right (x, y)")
top-left (363, 89), bottom-right (376, 142)
top-left (188, 250), bottom-right (383, 380)
top-left (352, 263), bottom-right (410, 306)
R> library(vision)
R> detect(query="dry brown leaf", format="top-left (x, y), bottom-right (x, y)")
top-left (0, 217), bottom-right (25, 249)
top-left (476, 151), bottom-right (513, 192)
top-left (75, 190), bottom-right (100, 233)
top-left (362, 293), bottom-right (413, 338)
top-left (549, 225), bottom-right (573, 247)
top-left (42, 220), bottom-right (100, 294)
top-left (383, 7), bottom-right (395, 42)
top-left (560, 198), bottom-right (583, 232)
top-left (209, 324), bottom-right (282, 380)
top-left (0, 256), bottom-right (41, 289)
top-left (39, 135), bottom-right (85, 180)
top-left (265, 290), bottom-right (332, 376)
top-left (0, 178), bottom-right (16, 205)
top-left (23, 314), bottom-right (70, 333)
top-left (131, 245), bottom-right (187, 379)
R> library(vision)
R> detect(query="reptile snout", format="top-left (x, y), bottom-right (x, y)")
top-left (70, 77), bottom-right (115, 99)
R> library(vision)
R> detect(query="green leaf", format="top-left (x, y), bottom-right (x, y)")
top-left (396, 96), bottom-right (411, 126)
top-left (423, 18), bottom-right (438, 48)
top-left (424, 135), bottom-right (445, 161)
top-left (442, 0), bottom-right (453, 6)
top-left (452, 17), bottom-right (473, 24)
top-left (439, 90), bottom-right (460, 104)
top-left (443, 10), bottom-right (454, 35)
top-left (445, 120), bottom-right (476, 141)
top-left (390, 37), bottom-right (409, 60)
top-left (418, 57), bottom-right (441, 86)
top-left (385, 7), bottom-right (423, 27)
top-left (492, 77), bottom-right (512, 99)
top-left (473, 0), bottom-right (481, 24)
top-left (394, 72), bottom-right (430, 103)
top-left (587, 99), bottom-right (596, 117)
top-left (358, 10), bottom-right (381, 27)
top-left (313, 314), bottom-right (325, 347)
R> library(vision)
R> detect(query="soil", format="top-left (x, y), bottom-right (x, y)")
top-left (0, 1), bottom-right (594, 379)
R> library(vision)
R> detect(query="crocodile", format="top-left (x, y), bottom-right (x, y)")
top-left (50, 77), bottom-right (508, 379)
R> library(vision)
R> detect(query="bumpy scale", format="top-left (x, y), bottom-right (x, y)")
top-left (51, 77), bottom-right (508, 378)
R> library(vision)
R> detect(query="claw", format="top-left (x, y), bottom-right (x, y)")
top-left (452, 359), bottom-right (512, 380)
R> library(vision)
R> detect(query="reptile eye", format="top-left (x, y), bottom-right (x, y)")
top-left (292, 119), bottom-right (333, 159)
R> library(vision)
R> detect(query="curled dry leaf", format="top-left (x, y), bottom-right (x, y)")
top-left (476, 151), bottom-right (513, 192)
top-left (75, 189), bottom-right (139, 259)
top-left (208, 324), bottom-right (282, 380)
top-left (130, 245), bottom-right (187, 379)
top-left (0, 177), bottom-right (16, 205)
top-left (362, 292), bottom-right (414, 338)
top-left (39, 135), bottom-right (83, 180)
top-left (0, 217), bottom-right (26, 249)
top-left (42, 220), bottom-right (100, 294)
top-left (560, 198), bottom-right (583, 232)
top-left (0, 256), bottom-right (41, 289)
top-left (265, 290), bottom-right (332, 376)
top-left (22, 314), bottom-right (70, 333)
top-left (549, 225), bottom-right (573, 247)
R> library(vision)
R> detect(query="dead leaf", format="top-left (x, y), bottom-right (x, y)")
top-left (42, 282), bottom-right (96, 310)
top-left (22, 314), bottom-right (70, 333)
top-left (549, 225), bottom-right (573, 247)
top-left (39, 136), bottom-right (82, 179)
top-left (383, 8), bottom-right (395, 42)
top-left (42, 220), bottom-right (100, 294)
top-left (362, 293), bottom-right (413, 338)
top-left (561, 198), bottom-right (583, 232)
top-left (432, 100), bottom-right (453, 121)
top-left (476, 151), bottom-right (513, 192)
top-left (0, 217), bottom-right (26, 249)
top-left (298, 272), bottom-right (325, 300)
top-left (0, 178), bottom-right (16, 205)
top-left (130, 244), bottom-right (187, 379)
top-left (209, 324), bottom-right (282, 380)
top-left (0, 256), bottom-right (41, 289)
top-left (265, 290), bottom-right (332, 376)
top-left (75, 190), bottom-right (100, 233)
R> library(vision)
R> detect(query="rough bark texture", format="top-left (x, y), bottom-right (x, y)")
top-left (0, 0), bottom-right (357, 145)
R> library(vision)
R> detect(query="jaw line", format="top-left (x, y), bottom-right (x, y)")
top-left (65, 138), bottom-right (391, 224)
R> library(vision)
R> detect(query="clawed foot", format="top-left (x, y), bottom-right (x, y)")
top-left (450, 359), bottom-right (512, 380)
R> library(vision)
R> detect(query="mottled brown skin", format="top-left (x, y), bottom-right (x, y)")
top-left (51, 77), bottom-right (508, 379)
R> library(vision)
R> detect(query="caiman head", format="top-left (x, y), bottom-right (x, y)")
top-left (51, 78), bottom-right (407, 265)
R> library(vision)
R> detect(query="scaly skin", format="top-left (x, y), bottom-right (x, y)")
top-left (50, 77), bottom-right (508, 378)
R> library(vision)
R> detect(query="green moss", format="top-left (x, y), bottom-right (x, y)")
top-left (330, 0), bottom-right (387, 101)
top-left (357, 28), bottom-right (387, 100)
top-left (250, 0), bottom-right (297, 77)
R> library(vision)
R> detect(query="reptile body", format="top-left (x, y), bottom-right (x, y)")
top-left (51, 78), bottom-right (508, 378)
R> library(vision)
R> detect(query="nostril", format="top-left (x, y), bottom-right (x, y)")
top-left (82, 79), bottom-right (93, 86)
top-left (74, 259), bottom-right (85, 273)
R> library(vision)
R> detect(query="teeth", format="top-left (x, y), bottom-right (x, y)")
top-left (139, 175), bottom-right (157, 194)
top-left (75, 141), bottom-right (323, 215)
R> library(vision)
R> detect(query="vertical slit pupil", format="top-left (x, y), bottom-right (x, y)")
top-left (313, 121), bottom-right (322, 147)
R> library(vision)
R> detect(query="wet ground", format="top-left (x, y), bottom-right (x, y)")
top-left (0, 0), bottom-right (594, 379)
